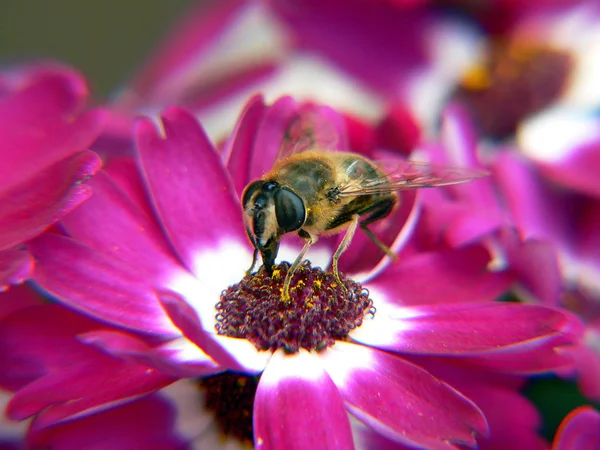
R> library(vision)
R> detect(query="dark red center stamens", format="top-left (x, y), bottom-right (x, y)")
top-left (217, 261), bottom-right (375, 353)
top-left (198, 372), bottom-right (258, 444)
top-left (453, 39), bottom-right (574, 139)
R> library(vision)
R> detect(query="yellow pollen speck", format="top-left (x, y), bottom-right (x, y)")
top-left (272, 269), bottom-right (281, 280)
top-left (314, 280), bottom-right (322, 289)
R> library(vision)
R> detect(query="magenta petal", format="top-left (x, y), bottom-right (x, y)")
top-left (79, 330), bottom-right (219, 379)
top-left (320, 342), bottom-right (487, 449)
top-left (60, 170), bottom-right (183, 281)
top-left (368, 245), bottom-right (512, 306)
top-left (223, 94), bottom-right (267, 195)
top-left (553, 406), bottom-right (600, 450)
top-left (0, 248), bottom-right (33, 289)
top-left (501, 229), bottom-right (563, 305)
top-left (9, 359), bottom-right (174, 427)
top-left (28, 233), bottom-right (179, 336)
top-left (254, 349), bottom-right (354, 450)
top-left (0, 150), bottom-right (101, 250)
top-left (0, 71), bottom-right (105, 190)
top-left (28, 393), bottom-right (189, 450)
top-left (135, 107), bottom-right (248, 275)
top-left (249, 97), bottom-right (349, 182)
top-left (353, 303), bottom-right (572, 356)
top-left (124, 0), bottom-right (246, 102)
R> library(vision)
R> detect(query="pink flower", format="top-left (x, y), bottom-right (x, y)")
top-left (0, 64), bottom-right (106, 290)
top-left (0, 97), bottom-right (581, 448)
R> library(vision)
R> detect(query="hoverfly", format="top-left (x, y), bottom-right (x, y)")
top-left (241, 111), bottom-right (487, 301)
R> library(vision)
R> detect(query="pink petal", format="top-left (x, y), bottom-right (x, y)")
top-left (135, 107), bottom-right (249, 276)
top-left (320, 342), bottom-right (487, 449)
top-left (0, 150), bottom-right (101, 250)
top-left (0, 248), bottom-right (33, 290)
top-left (9, 362), bottom-right (174, 428)
top-left (249, 97), bottom-right (349, 183)
top-left (0, 283), bottom-right (42, 320)
top-left (420, 359), bottom-right (548, 450)
top-left (352, 302), bottom-right (574, 357)
top-left (0, 71), bottom-right (106, 192)
top-left (500, 229), bottom-right (563, 305)
top-left (0, 304), bottom-right (101, 391)
top-left (553, 406), bottom-right (600, 450)
top-left (27, 393), bottom-right (189, 450)
top-left (28, 233), bottom-right (179, 336)
top-left (222, 94), bottom-right (268, 195)
top-left (157, 290), bottom-right (268, 374)
top-left (492, 152), bottom-right (568, 242)
top-left (368, 245), bottom-right (513, 306)
top-left (78, 330), bottom-right (219, 379)
top-left (122, 0), bottom-right (247, 104)
top-left (563, 343), bottom-right (600, 401)
top-left (268, 0), bottom-right (428, 95)
top-left (254, 349), bottom-right (354, 450)
top-left (60, 170), bottom-right (183, 281)
top-left (536, 139), bottom-right (600, 198)
top-left (0, 303), bottom-right (176, 425)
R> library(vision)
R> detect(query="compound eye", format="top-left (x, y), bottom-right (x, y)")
top-left (242, 181), bottom-right (266, 210)
top-left (274, 188), bottom-right (306, 232)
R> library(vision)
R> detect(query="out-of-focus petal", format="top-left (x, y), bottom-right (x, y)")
top-left (553, 406), bottom-right (600, 450)
top-left (78, 330), bottom-right (219, 379)
top-left (493, 151), bottom-right (568, 242)
top-left (28, 233), bottom-right (179, 336)
top-left (0, 304), bottom-right (176, 425)
top-left (0, 150), bottom-right (101, 251)
top-left (0, 283), bottom-right (42, 320)
top-left (0, 249), bottom-right (33, 290)
top-left (254, 349), bottom-right (354, 450)
top-left (351, 302), bottom-right (572, 357)
top-left (268, 0), bottom-right (427, 95)
top-left (0, 69), bottom-right (105, 191)
top-left (135, 107), bottom-right (249, 276)
top-left (520, 108), bottom-right (600, 197)
top-left (27, 393), bottom-right (189, 450)
top-left (562, 343), bottom-right (600, 401)
top-left (320, 342), bottom-right (487, 449)
top-left (367, 245), bottom-right (512, 306)
top-left (500, 229), bottom-right (563, 305)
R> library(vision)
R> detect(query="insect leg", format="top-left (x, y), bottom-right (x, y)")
top-left (246, 248), bottom-right (259, 275)
top-left (281, 231), bottom-right (317, 302)
top-left (332, 214), bottom-right (360, 290)
top-left (359, 198), bottom-right (397, 261)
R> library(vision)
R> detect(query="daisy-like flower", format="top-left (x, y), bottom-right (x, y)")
top-left (0, 64), bottom-right (106, 290)
top-left (1, 96), bottom-right (581, 449)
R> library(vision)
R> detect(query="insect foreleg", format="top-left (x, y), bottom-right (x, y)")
top-left (281, 231), bottom-right (318, 302)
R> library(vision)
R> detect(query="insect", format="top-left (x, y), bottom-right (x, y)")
top-left (241, 145), bottom-right (488, 301)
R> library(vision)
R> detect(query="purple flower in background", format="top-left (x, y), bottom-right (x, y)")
top-left (0, 64), bottom-right (106, 290)
top-left (0, 96), bottom-right (581, 449)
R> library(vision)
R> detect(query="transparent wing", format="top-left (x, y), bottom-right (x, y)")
top-left (274, 104), bottom-right (343, 162)
top-left (338, 159), bottom-right (489, 197)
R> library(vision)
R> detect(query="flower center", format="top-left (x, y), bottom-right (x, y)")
top-left (217, 261), bottom-right (375, 353)
top-left (453, 39), bottom-right (574, 139)
top-left (199, 372), bottom-right (258, 444)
